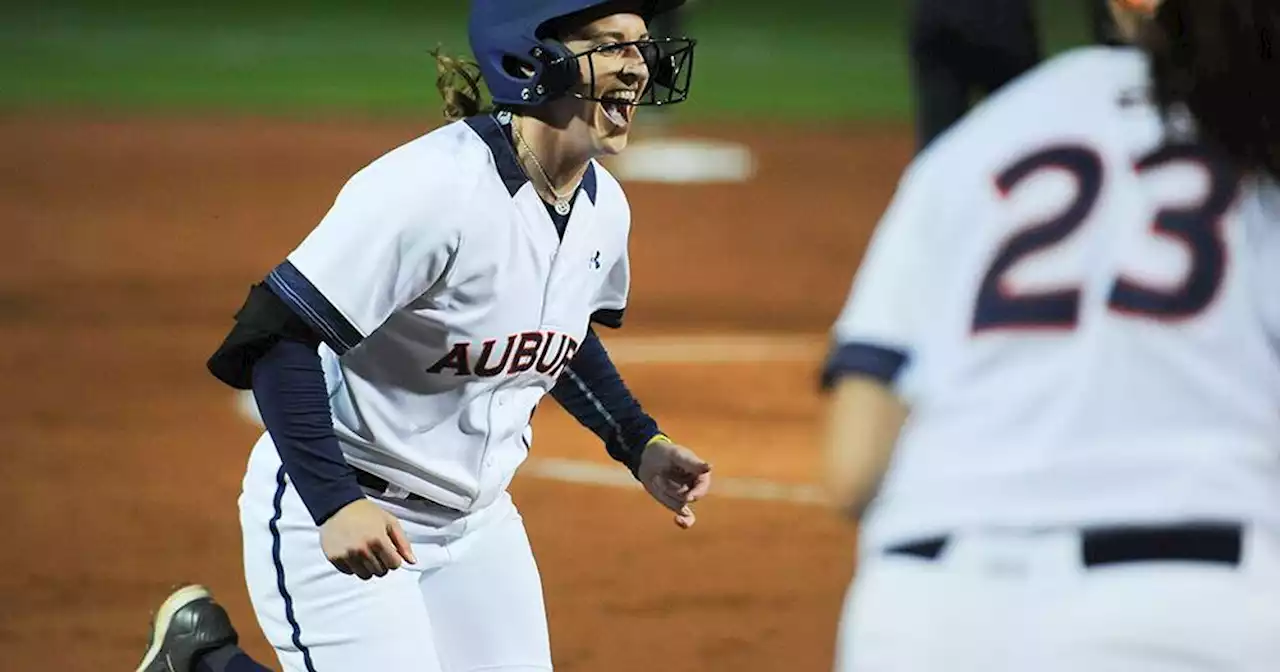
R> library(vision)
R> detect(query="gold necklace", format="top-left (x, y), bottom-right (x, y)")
top-left (511, 123), bottom-right (574, 216)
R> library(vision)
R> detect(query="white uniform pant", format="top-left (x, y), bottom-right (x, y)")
top-left (836, 525), bottom-right (1280, 672)
top-left (239, 436), bottom-right (552, 671)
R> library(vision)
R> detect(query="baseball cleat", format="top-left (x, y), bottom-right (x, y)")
top-left (137, 584), bottom-right (238, 672)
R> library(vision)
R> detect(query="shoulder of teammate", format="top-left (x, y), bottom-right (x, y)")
top-left (986, 45), bottom-right (1147, 113)
top-left (269, 121), bottom-right (490, 353)
top-left (924, 46), bottom-right (1149, 166)
top-left (822, 149), bottom-right (943, 393)
top-left (825, 47), bottom-right (1159, 393)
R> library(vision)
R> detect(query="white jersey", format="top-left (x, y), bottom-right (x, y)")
top-left (829, 47), bottom-right (1280, 549)
top-left (265, 112), bottom-right (632, 513)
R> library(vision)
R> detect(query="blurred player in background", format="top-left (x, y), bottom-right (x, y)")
top-left (826, 0), bottom-right (1280, 669)
top-left (910, 0), bottom-right (1120, 152)
top-left (909, 0), bottom-right (1042, 151)
top-left (1090, 0), bottom-right (1128, 44)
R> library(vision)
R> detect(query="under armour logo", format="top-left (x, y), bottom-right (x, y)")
top-left (590, 251), bottom-right (601, 270)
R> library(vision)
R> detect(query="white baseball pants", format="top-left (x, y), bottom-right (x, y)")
top-left (239, 435), bottom-right (552, 672)
top-left (836, 525), bottom-right (1280, 672)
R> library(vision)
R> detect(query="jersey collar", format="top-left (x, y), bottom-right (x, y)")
top-left (464, 112), bottom-right (598, 205)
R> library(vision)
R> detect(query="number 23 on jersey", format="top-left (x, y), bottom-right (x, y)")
top-left (973, 142), bottom-right (1241, 333)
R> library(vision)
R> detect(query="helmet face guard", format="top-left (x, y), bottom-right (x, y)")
top-left (556, 37), bottom-right (696, 107)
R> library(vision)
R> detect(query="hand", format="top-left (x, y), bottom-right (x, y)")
top-left (319, 499), bottom-right (418, 580)
top-left (636, 438), bottom-right (712, 529)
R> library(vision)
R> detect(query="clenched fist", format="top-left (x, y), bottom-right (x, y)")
top-left (320, 499), bottom-right (418, 580)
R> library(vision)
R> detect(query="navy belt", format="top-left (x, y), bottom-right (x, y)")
top-left (354, 469), bottom-right (429, 502)
top-left (885, 522), bottom-right (1244, 568)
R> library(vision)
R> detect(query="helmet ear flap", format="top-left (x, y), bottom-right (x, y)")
top-left (530, 40), bottom-right (580, 103)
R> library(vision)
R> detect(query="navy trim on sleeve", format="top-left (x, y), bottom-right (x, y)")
top-left (551, 329), bottom-right (659, 476)
top-left (253, 339), bottom-right (365, 525)
top-left (821, 342), bottom-right (910, 390)
top-left (266, 261), bottom-right (364, 356)
top-left (591, 308), bottom-right (625, 329)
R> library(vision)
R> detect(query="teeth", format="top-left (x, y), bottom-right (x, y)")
top-left (600, 90), bottom-right (636, 127)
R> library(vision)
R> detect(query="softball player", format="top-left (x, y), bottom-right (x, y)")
top-left (136, 2), bottom-right (709, 671)
top-left (825, 0), bottom-right (1280, 670)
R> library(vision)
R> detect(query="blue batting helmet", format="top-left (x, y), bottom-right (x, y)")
top-left (469, 0), bottom-right (690, 107)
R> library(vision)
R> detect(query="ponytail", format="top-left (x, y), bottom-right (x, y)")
top-left (431, 47), bottom-right (490, 121)
top-left (1142, 0), bottom-right (1280, 179)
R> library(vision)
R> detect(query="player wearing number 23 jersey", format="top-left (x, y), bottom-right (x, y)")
top-left (821, 1), bottom-right (1280, 670)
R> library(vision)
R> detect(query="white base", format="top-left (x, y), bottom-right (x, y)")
top-left (610, 138), bottom-right (755, 184)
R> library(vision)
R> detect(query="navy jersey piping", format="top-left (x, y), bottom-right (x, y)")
top-left (463, 113), bottom-right (598, 205)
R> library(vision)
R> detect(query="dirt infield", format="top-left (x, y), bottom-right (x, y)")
top-left (0, 114), bottom-right (914, 671)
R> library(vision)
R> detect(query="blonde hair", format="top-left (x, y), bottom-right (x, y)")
top-left (431, 47), bottom-right (490, 121)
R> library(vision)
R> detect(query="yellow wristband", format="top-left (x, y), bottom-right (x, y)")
top-left (645, 433), bottom-right (672, 448)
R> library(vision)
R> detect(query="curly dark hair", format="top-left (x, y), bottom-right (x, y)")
top-left (1143, 0), bottom-right (1280, 179)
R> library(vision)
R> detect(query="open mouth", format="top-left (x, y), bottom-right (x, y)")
top-left (599, 90), bottom-right (637, 129)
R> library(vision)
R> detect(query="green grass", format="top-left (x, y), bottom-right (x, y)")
top-left (0, 1), bottom-right (1098, 122)
top-left (0, 4), bottom-right (466, 116)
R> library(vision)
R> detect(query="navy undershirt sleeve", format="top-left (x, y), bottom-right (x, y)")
top-left (551, 328), bottom-right (661, 477)
top-left (251, 339), bottom-right (365, 525)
